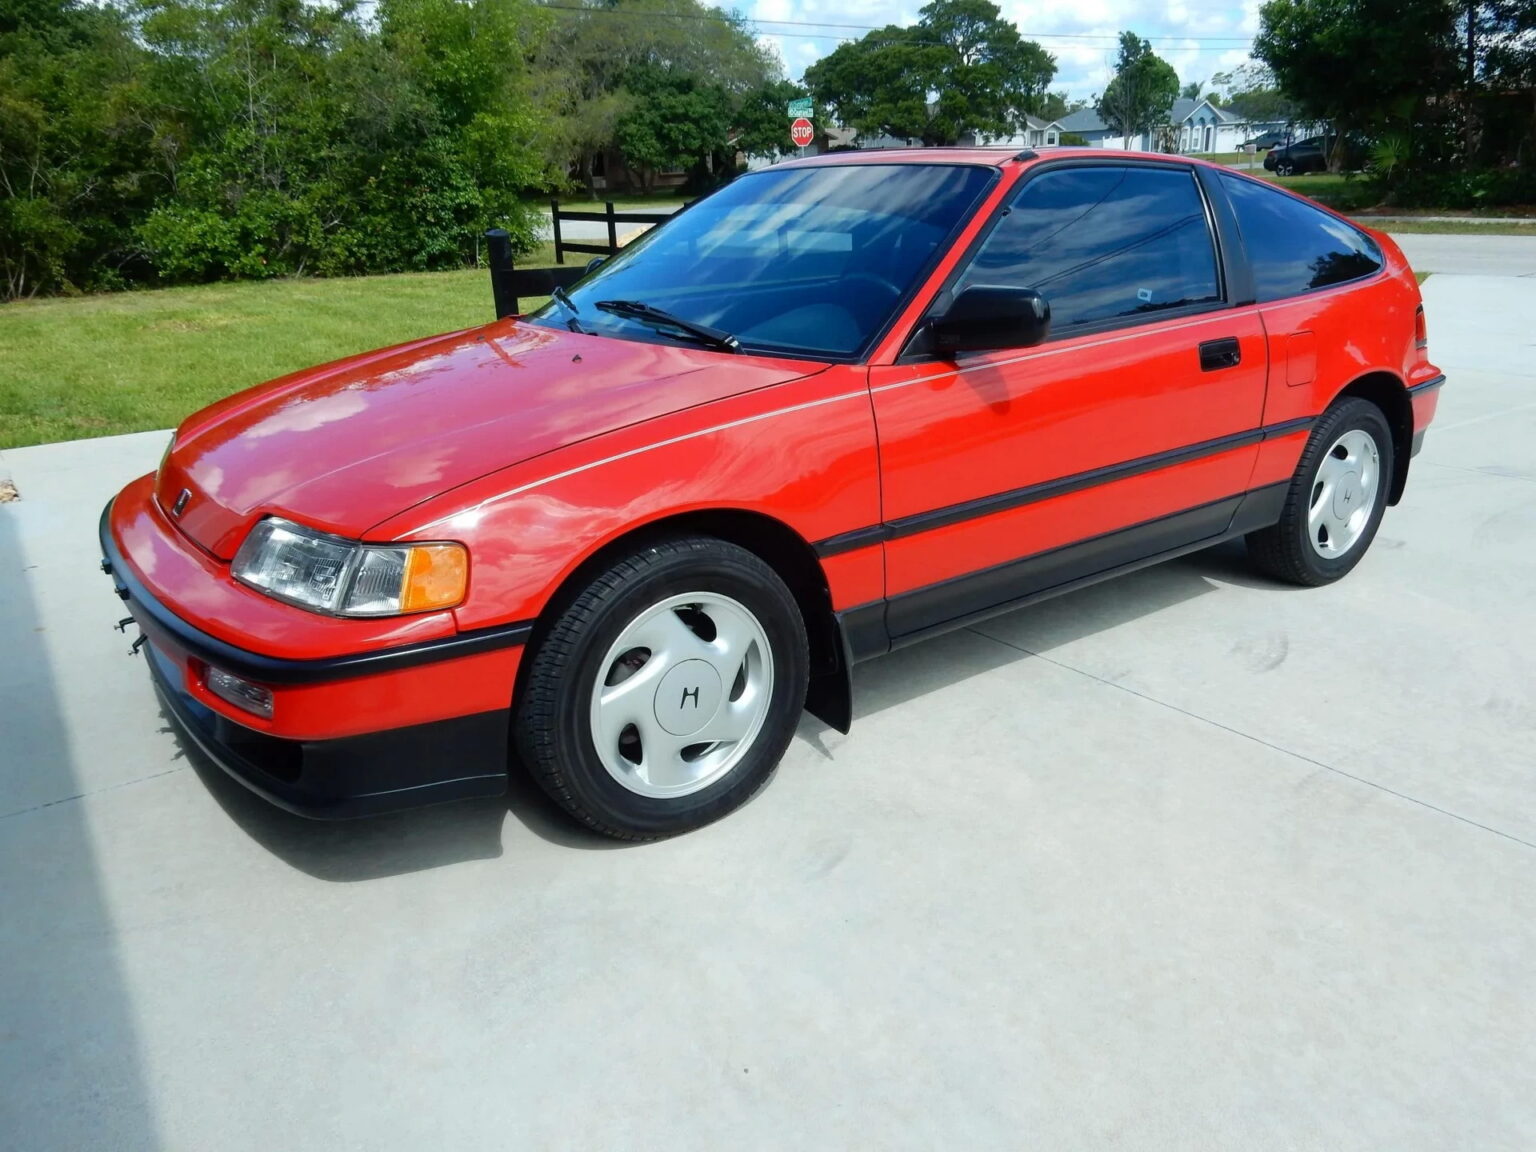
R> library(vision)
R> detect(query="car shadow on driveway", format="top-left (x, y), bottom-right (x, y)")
top-left (173, 538), bottom-right (1291, 878)
top-left (823, 538), bottom-right (1276, 732)
top-left (168, 707), bottom-right (633, 881)
top-left (1, 511), bottom-right (161, 1147)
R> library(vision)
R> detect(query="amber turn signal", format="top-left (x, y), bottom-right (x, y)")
top-left (400, 543), bottom-right (469, 612)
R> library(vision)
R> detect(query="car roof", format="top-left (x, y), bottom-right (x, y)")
top-left (773, 146), bottom-right (1216, 172)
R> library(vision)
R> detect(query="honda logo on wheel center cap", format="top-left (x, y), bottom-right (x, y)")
top-left (653, 659), bottom-right (723, 737)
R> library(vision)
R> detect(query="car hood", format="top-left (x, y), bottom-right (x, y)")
top-left (156, 321), bottom-right (824, 558)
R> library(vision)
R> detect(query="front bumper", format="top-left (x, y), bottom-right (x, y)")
top-left (102, 495), bottom-right (527, 818)
top-left (147, 640), bottom-right (510, 818)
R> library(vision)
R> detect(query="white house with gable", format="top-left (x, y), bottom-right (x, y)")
top-left (1056, 98), bottom-right (1284, 153)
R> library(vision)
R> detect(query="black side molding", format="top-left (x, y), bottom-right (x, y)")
top-left (838, 482), bottom-right (1289, 659)
top-left (814, 418), bottom-right (1314, 558)
top-left (99, 500), bottom-right (532, 686)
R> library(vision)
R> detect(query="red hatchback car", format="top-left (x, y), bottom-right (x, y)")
top-left (101, 148), bottom-right (1443, 839)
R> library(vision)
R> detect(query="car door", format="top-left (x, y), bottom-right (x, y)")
top-left (866, 161), bottom-right (1271, 641)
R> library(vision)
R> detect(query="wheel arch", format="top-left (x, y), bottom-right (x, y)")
top-left (513, 508), bottom-right (854, 735)
top-left (1334, 370), bottom-right (1413, 504)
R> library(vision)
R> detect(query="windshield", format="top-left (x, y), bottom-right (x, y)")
top-left (529, 163), bottom-right (996, 359)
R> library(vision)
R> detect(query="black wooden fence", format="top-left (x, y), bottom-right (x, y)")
top-left (485, 199), bottom-right (685, 318)
top-left (548, 198), bottom-right (682, 264)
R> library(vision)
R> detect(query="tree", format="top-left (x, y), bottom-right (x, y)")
top-left (0, 0), bottom-right (160, 295)
top-left (1254, 0), bottom-right (1460, 169)
top-left (1181, 80), bottom-right (1203, 100)
top-left (129, 0), bottom-right (558, 281)
top-left (613, 66), bottom-right (732, 190)
top-left (1037, 90), bottom-right (1083, 122)
top-left (1095, 32), bottom-right (1178, 148)
top-left (806, 0), bottom-right (1055, 146)
top-left (1208, 64), bottom-right (1297, 123)
top-left (1475, 0), bottom-right (1536, 164)
top-left (533, 0), bottom-right (777, 194)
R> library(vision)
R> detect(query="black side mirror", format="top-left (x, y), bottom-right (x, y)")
top-left (584, 255), bottom-right (606, 276)
top-left (931, 285), bottom-right (1050, 355)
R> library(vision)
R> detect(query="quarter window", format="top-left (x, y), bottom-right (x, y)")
top-left (1219, 173), bottom-right (1382, 301)
top-left (957, 166), bottom-right (1222, 334)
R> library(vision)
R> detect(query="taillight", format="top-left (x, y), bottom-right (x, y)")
top-left (1414, 304), bottom-right (1428, 350)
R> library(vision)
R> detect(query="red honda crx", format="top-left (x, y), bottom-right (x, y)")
top-left (102, 148), bottom-right (1443, 839)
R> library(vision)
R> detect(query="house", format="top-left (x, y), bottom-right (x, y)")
top-left (1056, 99), bottom-right (1287, 154)
top-left (959, 114), bottom-right (1065, 150)
top-left (1174, 98), bottom-right (1244, 153)
top-left (1056, 106), bottom-right (1119, 146)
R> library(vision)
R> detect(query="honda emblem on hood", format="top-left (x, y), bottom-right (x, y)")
top-left (172, 488), bottom-right (191, 517)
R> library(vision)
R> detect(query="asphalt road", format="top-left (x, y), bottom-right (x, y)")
top-left (1391, 231), bottom-right (1536, 277)
top-left (3, 270), bottom-right (1534, 1150)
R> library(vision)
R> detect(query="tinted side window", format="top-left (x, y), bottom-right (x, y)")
top-left (1220, 173), bottom-right (1382, 302)
top-left (959, 166), bottom-right (1221, 334)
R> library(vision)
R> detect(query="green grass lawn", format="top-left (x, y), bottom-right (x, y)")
top-left (0, 247), bottom-right (565, 449)
top-left (1254, 172), bottom-right (1385, 212)
top-left (1194, 151), bottom-right (1266, 169)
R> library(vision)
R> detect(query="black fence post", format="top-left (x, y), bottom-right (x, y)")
top-left (605, 200), bottom-right (618, 253)
top-left (550, 198), bottom-right (564, 264)
top-left (485, 228), bottom-right (517, 319)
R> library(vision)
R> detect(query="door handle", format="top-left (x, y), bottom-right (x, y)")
top-left (1199, 337), bottom-right (1242, 371)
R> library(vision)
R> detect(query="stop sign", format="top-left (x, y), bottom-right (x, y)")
top-left (790, 117), bottom-right (814, 148)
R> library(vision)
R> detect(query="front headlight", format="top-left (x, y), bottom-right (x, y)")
top-left (232, 517), bottom-right (467, 617)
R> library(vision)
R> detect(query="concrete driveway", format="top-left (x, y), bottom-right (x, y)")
top-left (3, 272), bottom-right (1534, 1150)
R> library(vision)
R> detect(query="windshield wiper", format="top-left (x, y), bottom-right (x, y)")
top-left (594, 299), bottom-right (740, 353)
top-left (551, 286), bottom-right (588, 334)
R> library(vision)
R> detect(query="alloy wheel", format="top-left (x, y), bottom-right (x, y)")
top-left (588, 592), bottom-right (774, 798)
top-left (1307, 428), bottom-right (1381, 559)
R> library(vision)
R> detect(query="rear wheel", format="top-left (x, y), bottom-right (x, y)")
top-left (1277, 161), bottom-right (1295, 176)
top-left (515, 536), bottom-right (809, 840)
top-left (1246, 397), bottom-right (1394, 586)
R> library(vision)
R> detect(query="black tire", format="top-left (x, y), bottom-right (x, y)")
top-left (1277, 161), bottom-right (1294, 176)
top-left (1246, 397), bottom-right (1395, 587)
top-left (514, 536), bottom-right (809, 840)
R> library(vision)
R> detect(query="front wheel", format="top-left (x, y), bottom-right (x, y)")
top-left (1246, 397), bottom-right (1395, 586)
top-left (515, 537), bottom-right (809, 840)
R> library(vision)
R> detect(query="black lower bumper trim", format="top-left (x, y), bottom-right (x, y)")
top-left (147, 642), bottom-right (509, 818)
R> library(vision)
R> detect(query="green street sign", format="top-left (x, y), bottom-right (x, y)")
top-left (786, 97), bottom-right (813, 119)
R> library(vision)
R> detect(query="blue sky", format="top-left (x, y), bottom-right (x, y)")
top-left (745, 0), bottom-right (1263, 102)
